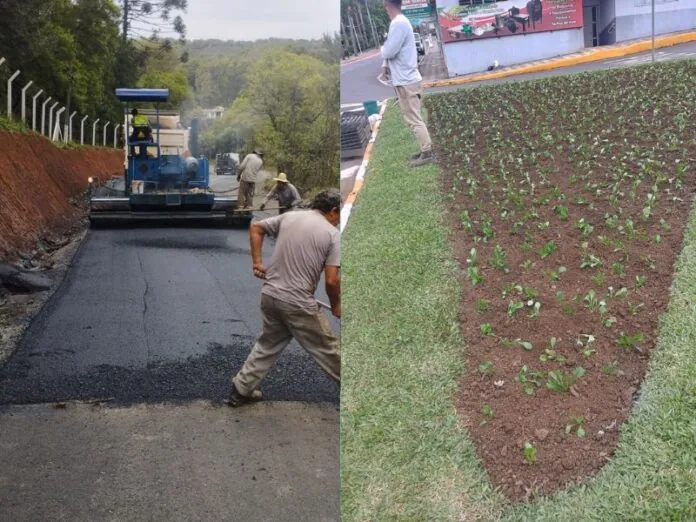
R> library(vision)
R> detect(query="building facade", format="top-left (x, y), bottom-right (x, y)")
top-left (436, 0), bottom-right (696, 77)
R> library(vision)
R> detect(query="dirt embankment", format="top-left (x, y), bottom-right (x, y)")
top-left (0, 130), bottom-right (122, 260)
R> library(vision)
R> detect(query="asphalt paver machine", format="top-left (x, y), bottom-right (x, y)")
top-left (88, 88), bottom-right (249, 226)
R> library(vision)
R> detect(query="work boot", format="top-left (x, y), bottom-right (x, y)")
top-left (409, 150), bottom-right (435, 168)
top-left (226, 383), bottom-right (263, 407)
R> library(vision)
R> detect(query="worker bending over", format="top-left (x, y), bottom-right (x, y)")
top-left (237, 149), bottom-right (264, 210)
top-left (228, 188), bottom-right (341, 407)
top-left (260, 173), bottom-right (301, 214)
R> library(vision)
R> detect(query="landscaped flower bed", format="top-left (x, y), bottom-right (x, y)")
top-left (426, 60), bottom-right (696, 500)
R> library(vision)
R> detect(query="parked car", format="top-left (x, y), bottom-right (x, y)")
top-left (414, 32), bottom-right (425, 56)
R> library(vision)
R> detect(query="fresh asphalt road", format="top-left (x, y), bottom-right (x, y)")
top-left (0, 174), bottom-right (339, 521)
top-left (340, 41), bottom-right (696, 104)
top-left (0, 175), bottom-right (339, 405)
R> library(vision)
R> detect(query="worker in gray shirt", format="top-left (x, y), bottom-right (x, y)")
top-left (227, 188), bottom-right (341, 407)
top-left (381, 0), bottom-right (434, 167)
top-left (260, 172), bottom-right (301, 214)
top-left (237, 149), bottom-right (264, 209)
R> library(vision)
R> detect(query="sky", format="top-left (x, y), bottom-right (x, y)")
top-left (184, 0), bottom-right (340, 41)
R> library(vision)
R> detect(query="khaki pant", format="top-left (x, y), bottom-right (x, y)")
top-left (232, 294), bottom-right (340, 396)
top-left (238, 180), bottom-right (255, 208)
top-left (395, 82), bottom-right (432, 153)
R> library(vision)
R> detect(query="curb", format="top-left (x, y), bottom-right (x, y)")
top-left (341, 49), bottom-right (381, 66)
top-left (423, 31), bottom-right (696, 89)
top-left (340, 100), bottom-right (389, 233)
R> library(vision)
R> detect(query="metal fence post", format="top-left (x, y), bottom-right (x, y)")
top-left (0, 58), bottom-right (5, 68)
top-left (7, 69), bottom-right (20, 118)
top-left (113, 123), bottom-right (120, 148)
top-left (20, 81), bottom-right (32, 123)
top-left (103, 121), bottom-right (111, 147)
top-left (93, 118), bottom-right (100, 146)
top-left (68, 111), bottom-right (77, 142)
top-left (32, 89), bottom-right (43, 131)
top-left (48, 101), bottom-right (59, 139)
top-left (41, 96), bottom-right (52, 136)
top-left (54, 107), bottom-right (65, 141)
top-left (81, 115), bottom-right (88, 144)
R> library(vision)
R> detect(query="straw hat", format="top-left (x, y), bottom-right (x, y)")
top-left (274, 173), bottom-right (288, 183)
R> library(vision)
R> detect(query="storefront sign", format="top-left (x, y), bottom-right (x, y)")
top-left (404, 6), bottom-right (437, 24)
top-left (437, 0), bottom-right (583, 43)
top-left (404, 0), bottom-right (437, 25)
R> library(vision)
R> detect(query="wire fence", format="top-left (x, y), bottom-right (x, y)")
top-left (0, 56), bottom-right (120, 148)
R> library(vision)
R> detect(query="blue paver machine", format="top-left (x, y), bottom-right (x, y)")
top-left (89, 88), bottom-right (247, 225)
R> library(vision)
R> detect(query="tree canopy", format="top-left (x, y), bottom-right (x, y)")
top-left (0, 1), bottom-right (339, 192)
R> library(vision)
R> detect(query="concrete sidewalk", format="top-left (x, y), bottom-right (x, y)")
top-left (0, 400), bottom-right (339, 521)
top-left (425, 30), bottom-right (696, 89)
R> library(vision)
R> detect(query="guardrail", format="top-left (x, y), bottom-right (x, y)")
top-left (0, 56), bottom-right (120, 147)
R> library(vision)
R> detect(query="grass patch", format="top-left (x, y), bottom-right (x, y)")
top-left (0, 115), bottom-right (31, 133)
top-left (341, 70), bottom-right (696, 519)
top-left (340, 105), bottom-right (504, 521)
top-left (0, 115), bottom-right (87, 150)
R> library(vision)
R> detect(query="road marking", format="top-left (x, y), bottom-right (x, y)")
top-left (341, 166), bottom-right (359, 180)
top-left (341, 100), bottom-right (388, 233)
top-left (341, 103), bottom-right (365, 111)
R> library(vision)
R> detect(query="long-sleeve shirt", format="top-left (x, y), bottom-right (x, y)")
top-left (263, 182), bottom-right (301, 208)
top-left (238, 153), bottom-right (263, 183)
top-left (380, 13), bottom-right (421, 87)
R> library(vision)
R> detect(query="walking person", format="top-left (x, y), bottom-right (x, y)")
top-left (259, 173), bottom-right (301, 215)
top-left (381, 0), bottom-right (435, 168)
top-left (237, 149), bottom-right (264, 209)
top-left (228, 188), bottom-right (341, 407)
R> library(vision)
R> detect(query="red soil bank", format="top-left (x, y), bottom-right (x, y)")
top-left (0, 131), bottom-right (122, 260)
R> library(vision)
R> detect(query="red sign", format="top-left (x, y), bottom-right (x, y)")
top-left (437, 0), bottom-right (584, 44)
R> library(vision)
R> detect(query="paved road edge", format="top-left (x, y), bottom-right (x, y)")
top-left (423, 31), bottom-right (696, 89)
top-left (340, 100), bottom-right (389, 233)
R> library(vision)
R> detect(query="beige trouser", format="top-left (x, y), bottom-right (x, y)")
top-left (238, 180), bottom-right (255, 208)
top-left (232, 294), bottom-right (340, 396)
top-left (396, 82), bottom-right (432, 153)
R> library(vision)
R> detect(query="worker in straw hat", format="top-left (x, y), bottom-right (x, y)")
top-left (260, 172), bottom-right (301, 215)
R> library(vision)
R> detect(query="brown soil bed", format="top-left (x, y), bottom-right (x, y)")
top-left (426, 61), bottom-right (696, 500)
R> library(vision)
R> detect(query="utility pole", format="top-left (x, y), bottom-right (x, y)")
top-left (651, 0), bottom-right (655, 62)
top-left (350, 14), bottom-right (362, 54)
top-left (365, 0), bottom-right (379, 48)
top-left (341, 19), bottom-right (358, 56)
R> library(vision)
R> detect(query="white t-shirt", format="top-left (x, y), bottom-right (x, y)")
top-left (381, 13), bottom-right (421, 87)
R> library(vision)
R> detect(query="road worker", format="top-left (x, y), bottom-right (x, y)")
top-left (227, 188), bottom-right (341, 407)
top-left (259, 173), bottom-right (301, 214)
top-left (237, 149), bottom-right (264, 210)
top-left (129, 108), bottom-right (152, 156)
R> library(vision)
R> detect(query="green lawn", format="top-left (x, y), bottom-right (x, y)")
top-left (340, 97), bottom-right (696, 521)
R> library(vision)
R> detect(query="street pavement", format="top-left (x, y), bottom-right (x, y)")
top-left (0, 172), bottom-right (339, 520)
top-left (341, 40), bottom-right (696, 105)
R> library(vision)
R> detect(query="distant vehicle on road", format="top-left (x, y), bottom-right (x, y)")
top-left (414, 32), bottom-right (425, 56)
top-left (215, 152), bottom-right (239, 176)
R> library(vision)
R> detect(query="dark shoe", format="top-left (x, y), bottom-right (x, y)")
top-left (409, 150), bottom-right (435, 168)
top-left (410, 151), bottom-right (422, 160)
top-left (226, 383), bottom-right (262, 407)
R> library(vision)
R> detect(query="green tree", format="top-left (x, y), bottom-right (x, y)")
top-left (118, 0), bottom-right (187, 41)
top-left (242, 49), bottom-right (339, 193)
